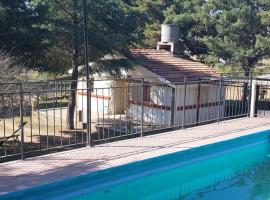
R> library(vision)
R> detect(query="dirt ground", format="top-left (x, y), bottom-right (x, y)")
top-left (0, 108), bottom-right (83, 140)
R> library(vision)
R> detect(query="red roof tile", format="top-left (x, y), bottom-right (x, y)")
top-left (131, 49), bottom-right (218, 84)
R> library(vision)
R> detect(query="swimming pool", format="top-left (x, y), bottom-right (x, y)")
top-left (1, 130), bottom-right (270, 200)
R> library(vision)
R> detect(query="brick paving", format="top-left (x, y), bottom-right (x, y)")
top-left (1, 117), bottom-right (270, 195)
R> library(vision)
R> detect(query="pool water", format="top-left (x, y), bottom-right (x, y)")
top-left (1, 131), bottom-right (270, 200)
top-left (74, 140), bottom-right (270, 200)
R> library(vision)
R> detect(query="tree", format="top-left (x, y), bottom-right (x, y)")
top-left (199, 0), bottom-right (270, 75)
top-left (164, 0), bottom-right (215, 56)
top-left (36, 0), bottom-right (140, 129)
top-left (0, 52), bottom-right (27, 119)
top-left (0, 52), bottom-right (24, 91)
top-left (132, 0), bottom-right (175, 48)
top-left (0, 0), bottom-right (51, 69)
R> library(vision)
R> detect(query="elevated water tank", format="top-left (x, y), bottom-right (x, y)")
top-left (161, 24), bottom-right (180, 43)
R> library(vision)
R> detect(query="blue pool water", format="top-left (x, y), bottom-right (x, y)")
top-left (1, 130), bottom-right (270, 200)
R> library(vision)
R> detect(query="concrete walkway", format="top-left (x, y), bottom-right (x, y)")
top-left (1, 117), bottom-right (270, 195)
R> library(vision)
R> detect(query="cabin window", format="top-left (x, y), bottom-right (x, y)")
top-left (78, 110), bottom-right (83, 122)
top-left (128, 84), bottom-right (153, 103)
top-left (143, 85), bottom-right (151, 102)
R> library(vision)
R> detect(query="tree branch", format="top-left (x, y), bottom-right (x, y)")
top-left (54, 0), bottom-right (73, 17)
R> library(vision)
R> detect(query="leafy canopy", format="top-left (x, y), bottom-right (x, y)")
top-left (32, 0), bottom-right (141, 74)
top-left (200, 0), bottom-right (270, 73)
top-left (0, 0), bottom-right (51, 69)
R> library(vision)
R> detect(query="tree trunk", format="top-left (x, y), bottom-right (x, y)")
top-left (67, 54), bottom-right (79, 130)
top-left (67, 0), bottom-right (79, 130)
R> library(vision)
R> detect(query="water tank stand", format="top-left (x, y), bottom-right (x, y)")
top-left (157, 42), bottom-right (175, 53)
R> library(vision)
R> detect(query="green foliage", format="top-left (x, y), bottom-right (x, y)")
top-left (92, 59), bottom-right (135, 77)
top-left (32, 0), bottom-right (141, 74)
top-left (0, 0), bottom-right (51, 69)
top-left (1, 0), bottom-right (143, 74)
top-left (131, 0), bottom-right (175, 48)
top-left (164, 0), bottom-right (212, 55)
top-left (199, 0), bottom-right (270, 73)
top-left (1, 0), bottom-right (269, 75)
top-left (143, 22), bottom-right (161, 48)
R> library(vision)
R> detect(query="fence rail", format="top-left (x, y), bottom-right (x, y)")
top-left (0, 74), bottom-right (269, 161)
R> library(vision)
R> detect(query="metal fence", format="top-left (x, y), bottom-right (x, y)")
top-left (0, 74), bottom-right (268, 161)
top-left (253, 77), bottom-right (270, 117)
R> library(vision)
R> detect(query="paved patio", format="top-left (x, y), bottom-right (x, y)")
top-left (1, 117), bottom-right (270, 195)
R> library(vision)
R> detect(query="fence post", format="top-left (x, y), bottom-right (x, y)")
top-left (19, 83), bottom-right (25, 160)
top-left (86, 79), bottom-right (92, 146)
top-left (182, 76), bottom-right (187, 130)
top-left (170, 86), bottom-right (175, 127)
top-left (195, 79), bottom-right (201, 125)
top-left (247, 72), bottom-right (253, 117)
top-left (250, 79), bottom-right (257, 117)
top-left (255, 84), bottom-right (260, 116)
top-left (141, 78), bottom-right (144, 138)
top-left (217, 74), bottom-right (223, 123)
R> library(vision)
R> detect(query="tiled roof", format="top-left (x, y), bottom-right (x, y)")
top-left (131, 49), bottom-right (218, 84)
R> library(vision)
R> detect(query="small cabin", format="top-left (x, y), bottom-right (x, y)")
top-left (76, 24), bottom-right (224, 130)
top-left (76, 49), bottom-right (224, 129)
